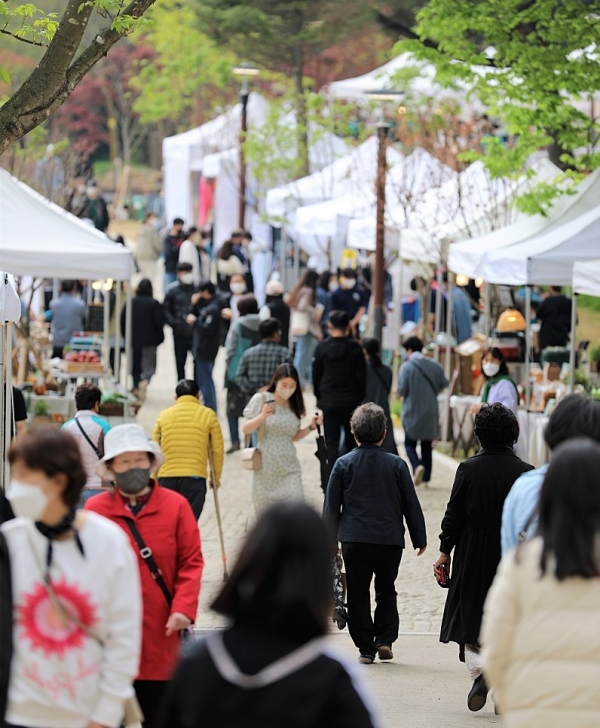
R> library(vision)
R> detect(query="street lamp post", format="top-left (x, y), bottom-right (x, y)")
top-left (232, 64), bottom-right (260, 229)
top-left (365, 90), bottom-right (403, 344)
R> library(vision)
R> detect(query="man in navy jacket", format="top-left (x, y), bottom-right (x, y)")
top-left (323, 403), bottom-right (427, 664)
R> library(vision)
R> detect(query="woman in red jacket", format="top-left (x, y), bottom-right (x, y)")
top-left (86, 423), bottom-right (203, 728)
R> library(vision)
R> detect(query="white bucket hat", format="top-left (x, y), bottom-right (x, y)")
top-left (96, 423), bottom-right (164, 480)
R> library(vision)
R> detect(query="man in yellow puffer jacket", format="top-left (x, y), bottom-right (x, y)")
top-left (152, 379), bottom-right (224, 519)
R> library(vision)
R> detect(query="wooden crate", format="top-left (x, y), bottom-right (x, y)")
top-left (62, 362), bottom-right (104, 373)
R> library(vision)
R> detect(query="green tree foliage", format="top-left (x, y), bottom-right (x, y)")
top-left (0, 0), bottom-right (157, 155)
top-left (193, 0), bottom-right (370, 173)
top-left (401, 0), bottom-right (600, 179)
top-left (132, 0), bottom-right (234, 130)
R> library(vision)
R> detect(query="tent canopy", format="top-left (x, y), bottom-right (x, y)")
top-left (278, 137), bottom-right (403, 235)
top-left (449, 167), bottom-right (600, 277)
top-left (391, 158), bottom-right (561, 264)
top-left (0, 169), bottom-right (134, 280)
top-left (573, 259), bottom-right (600, 297)
top-left (327, 53), bottom-right (472, 106)
top-left (477, 202), bottom-right (600, 285)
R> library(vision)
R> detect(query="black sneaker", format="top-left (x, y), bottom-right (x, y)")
top-left (467, 674), bottom-right (489, 712)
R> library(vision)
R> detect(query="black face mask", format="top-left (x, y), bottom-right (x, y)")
top-left (114, 467), bottom-right (151, 494)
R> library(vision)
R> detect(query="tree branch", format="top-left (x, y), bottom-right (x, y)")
top-left (374, 11), bottom-right (440, 51)
top-left (0, 0), bottom-right (157, 155)
top-left (0, 28), bottom-right (47, 47)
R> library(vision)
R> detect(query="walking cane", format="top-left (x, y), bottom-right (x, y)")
top-left (207, 443), bottom-right (229, 582)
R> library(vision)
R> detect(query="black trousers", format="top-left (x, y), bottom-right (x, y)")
top-left (159, 476), bottom-right (207, 520)
top-left (134, 679), bottom-right (168, 728)
top-left (342, 542), bottom-right (403, 657)
top-left (322, 405), bottom-right (357, 485)
top-left (173, 336), bottom-right (193, 382)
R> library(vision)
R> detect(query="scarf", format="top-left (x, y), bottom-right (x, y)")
top-left (480, 374), bottom-right (519, 404)
top-left (35, 508), bottom-right (84, 574)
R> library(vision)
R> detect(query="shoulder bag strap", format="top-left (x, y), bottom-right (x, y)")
top-left (517, 508), bottom-right (537, 544)
top-left (407, 361), bottom-right (439, 398)
top-left (75, 417), bottom-right (103, 458)
top-left (123, 516), bottom-right (173, 607)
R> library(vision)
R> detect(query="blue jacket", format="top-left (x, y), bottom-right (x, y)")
top-left (501, 465), bottom-right (547, 555)
top-left (397, 353), bottom-right (448, 441)
top-left (323, 444), bottom-right (426, 548)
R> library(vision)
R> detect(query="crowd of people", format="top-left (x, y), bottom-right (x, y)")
top-left (2, 215), bottom-right (599, 727)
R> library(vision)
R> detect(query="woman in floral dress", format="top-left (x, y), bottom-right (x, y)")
top-left (243, 364), bottom-right (321, 513)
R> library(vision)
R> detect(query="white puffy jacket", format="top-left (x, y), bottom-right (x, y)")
top-left (481, 538), bottom-right (600, 728)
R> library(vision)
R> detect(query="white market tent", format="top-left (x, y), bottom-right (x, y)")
top-left (0, 168), bottom-right (135, 280)
top-left (327, 53), bottom-right (476, 109)
top-left (162, 94), bottom-right (270, 230)
top-left (475, 202), bottom-right (600, 285)
top-left (346, 148), bottom-right (455, 250)
top-left (449, 167), bottom-right (600, 278)
top-left (389, 158), bottom-right (562, 265)
top-left (573, 259), bottom-right (600, 296)
top-left (293, 138), bottom-right (404, 237)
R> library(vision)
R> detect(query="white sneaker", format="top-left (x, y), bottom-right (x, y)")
top-left (413, 465), bottom-right (425, 486)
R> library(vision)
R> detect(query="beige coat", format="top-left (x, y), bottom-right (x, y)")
top-left (481, 538), bottom-right (600, 728)
top-left (293, 287), bottom-right (323, 340)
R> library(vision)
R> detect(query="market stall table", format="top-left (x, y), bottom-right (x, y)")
top-left (516, 411), bottom-right (550, 468)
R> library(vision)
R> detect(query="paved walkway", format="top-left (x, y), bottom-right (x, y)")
top-left (136, 328), bottom-right (500, 726)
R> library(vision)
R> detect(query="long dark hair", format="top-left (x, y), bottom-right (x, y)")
top-left (217, 240), bottom-right (235, 261)
top-left (266, 363), bottom-right (305, 419)
top-left (212, 502), bottom-right (333, 640)
top-left (537, 438), bottom-right (600, 580)
top-left (288, 269), bottom-right (319, 308)
top-left (362, 337), bottom-right (382, 367)
top-left (481, 347), bottom-right (509, 378)
top-left (136, 278), bottom-right (153, 297)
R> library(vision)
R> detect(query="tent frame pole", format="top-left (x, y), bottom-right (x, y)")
top-left (525, 285), bottom-right (532, 412)
top-left (103, 284), bottom-right (111, 377)
top-left (569, 292), bottom-right (577, 392)
top-left (124, 284), bottom-right (133, 392)
top-left (434, 266), bottom-right (443, 360)
top-left (115, 284), bottom-right (122, 382)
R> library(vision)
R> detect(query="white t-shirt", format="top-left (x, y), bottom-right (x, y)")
top-left (1, 512), bottom-right (142, 728)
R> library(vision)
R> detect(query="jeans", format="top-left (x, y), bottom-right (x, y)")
top-left (173, 336), bottom-right (193, 382)
top-left (322, 405), bottom-right (358, 485)
top-left (163, 271), bottom-right (177, 294)
top-left (294, 332), bottom-right (318, 386)
top-left (227, 414), bottom-right (240, 446)
top-left (195, 358), bottom-right (217, 412)
top-left (159, 476), bottom-right (207, 520)
top-left (342, 542), bottom-right (403, 656)
top-left (404, 438), bottom-right (433, 482)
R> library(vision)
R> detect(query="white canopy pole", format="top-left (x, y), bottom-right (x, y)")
top-left (525, 286), bottom-right (532, 411)
top-left (484, 284), bottom-right (491, 342)
top-left (0, 326), bottom-right (6, 490)
top-left (434, 267), bottom-right (442, 359)
top-left (115, 284), bottom-right (122, 381)
top-left (103, 285), bottom-right (110, 375)
top-left (445, 275), bottom-right (454, 380)
top-left (569, 292), bottom-right (577, 392)
top-left (124, 284), bottom-right (133, 392)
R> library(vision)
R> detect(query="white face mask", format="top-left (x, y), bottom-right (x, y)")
top-left (340, 278), bottom-right (356, 290)
top-left (230, 282), bottom-right (246, 295)
top-left (179, 273), bottom-right (194, 285)
top-left (276, 384), bottom-right (296, 400)
top-left (483, 362), bottom-right (501, 378)
top-left (7, 479), bottom-right (49, 521)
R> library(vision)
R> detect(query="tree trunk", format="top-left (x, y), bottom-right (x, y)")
top-left (293, 44), bottom-right (310, 177)
top-left (0, 0), bottom-right (157, 156)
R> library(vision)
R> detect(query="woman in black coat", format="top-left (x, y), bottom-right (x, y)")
top-left (121, 278), bottom-right (165, 397)
top-left (361, 338), bottom-right (398, 455)
top-left (434, 403), bottom-right (533, 713)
